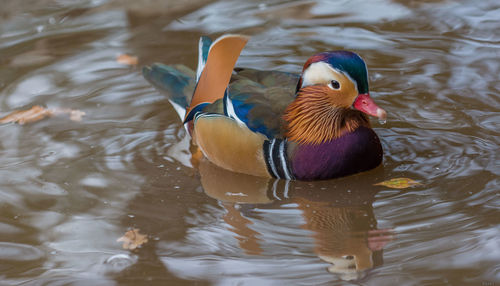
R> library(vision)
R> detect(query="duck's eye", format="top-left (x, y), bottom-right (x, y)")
top-left (328, 80), bottom-right (340, 90)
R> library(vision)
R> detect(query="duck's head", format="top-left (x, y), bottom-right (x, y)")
top-left (284, 51), bottom-right (387, 144)
top-left (296, 51), bottom-right (386, 121)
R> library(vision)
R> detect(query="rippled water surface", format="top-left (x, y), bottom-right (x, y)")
top-left (1, 0), bottom-right (499, 285)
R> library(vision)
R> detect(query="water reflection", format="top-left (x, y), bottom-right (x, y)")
top-left (198, 159), bottom-right (392, 281)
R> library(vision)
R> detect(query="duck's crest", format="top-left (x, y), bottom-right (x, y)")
top-left (297, 51), bottom-right (369, 94)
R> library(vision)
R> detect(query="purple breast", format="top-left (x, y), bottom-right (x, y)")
top-left (291, 127), bottom-right (383, 180)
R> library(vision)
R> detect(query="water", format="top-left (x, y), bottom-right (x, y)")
top-left (0, 0), bottom-right (499, 285)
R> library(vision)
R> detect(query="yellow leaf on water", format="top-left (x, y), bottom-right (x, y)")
top-left (117, 54), bottom-right (138, 65)
top-left (374, 178), bottom-right (421, 189)
top-left (117, 228), bottom-right (148, 250)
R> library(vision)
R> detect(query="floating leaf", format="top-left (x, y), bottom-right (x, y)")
top-left (117, 54), bottom-right (138, 66)
top-left (0, 106), bottom-right (85, 125)
top-left (0, 105), bottom-right (53, 124)
top-left (374, 178), bottom-right (421, 189)
top-left (117, 228), bottom-right (148, 250)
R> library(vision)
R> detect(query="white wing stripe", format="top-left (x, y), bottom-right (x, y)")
top-left (225, 93), bottom-right (246, 125)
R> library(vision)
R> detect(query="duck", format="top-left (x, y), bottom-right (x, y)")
top-left (143, 34), bottom-right (386, 180)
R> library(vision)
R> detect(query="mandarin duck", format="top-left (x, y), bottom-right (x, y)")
top-left (143, 35), bottom-right (386, 180)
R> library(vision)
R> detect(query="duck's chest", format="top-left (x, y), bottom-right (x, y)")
top-left (264, 127), bottom-right (383, 180)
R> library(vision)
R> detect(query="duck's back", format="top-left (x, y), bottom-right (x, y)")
top-left (225, 68), bottom-right (299, 139)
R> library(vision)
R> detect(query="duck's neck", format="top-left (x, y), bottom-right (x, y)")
top-left (284, 86), bottom-right (370, 145)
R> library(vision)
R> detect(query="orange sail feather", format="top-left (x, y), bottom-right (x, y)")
top-left (184, 35), bottom-right (249, 121)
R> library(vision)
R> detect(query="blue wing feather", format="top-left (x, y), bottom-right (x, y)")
top-left (228, 93), bottom-right (274, 138)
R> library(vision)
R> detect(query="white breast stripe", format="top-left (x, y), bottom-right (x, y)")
top-left (279, 140), bottom-right (292, 180)
top-left (268, 139), bottom-right (279, 178)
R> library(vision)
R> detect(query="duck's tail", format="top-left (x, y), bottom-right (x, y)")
top-left (142, 63), bottom-right (196, 120)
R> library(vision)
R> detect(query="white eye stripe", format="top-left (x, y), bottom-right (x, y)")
top-left (302, 62), bottom-right (346, 90)
top-left (301, 62), bottom-right (336, 87)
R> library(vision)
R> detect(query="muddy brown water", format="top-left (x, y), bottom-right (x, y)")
top-left (0, 0), bottom-right (499, 285)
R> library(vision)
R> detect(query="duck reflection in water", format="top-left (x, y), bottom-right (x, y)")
top-left (198, 159), bottom-right (393, 281)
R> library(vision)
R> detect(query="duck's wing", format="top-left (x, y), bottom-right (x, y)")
top-left (192, 69), bottom-right (298, 178)
top-left (224, 68), bottom-right (300, 139)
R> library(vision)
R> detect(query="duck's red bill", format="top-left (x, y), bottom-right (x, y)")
top-left (353, 93), bottom-right (387, 120)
